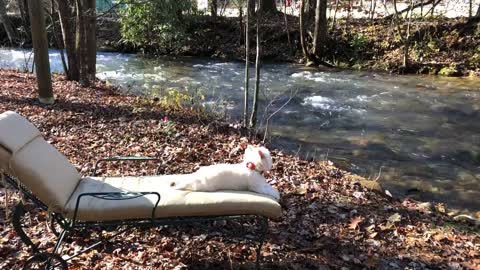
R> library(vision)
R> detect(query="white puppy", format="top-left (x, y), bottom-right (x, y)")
top-left (171, 145), bottom-right (280, 201)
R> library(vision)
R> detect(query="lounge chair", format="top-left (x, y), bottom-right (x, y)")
top-left (0, 111), bottom-right (281, 269)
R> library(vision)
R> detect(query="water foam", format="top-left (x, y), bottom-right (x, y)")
top-left (303, 96), bottom-right (338, 110)
top-left (304, 95), bottom-right (367, 114)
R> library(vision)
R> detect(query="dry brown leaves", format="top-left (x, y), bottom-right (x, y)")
top-left (0, 70), bottom-right (479, 269)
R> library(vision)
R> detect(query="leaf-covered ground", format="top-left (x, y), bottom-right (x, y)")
top-left (0, 69), bottom-right (478, 269)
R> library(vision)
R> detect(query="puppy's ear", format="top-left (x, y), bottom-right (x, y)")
top-left (259, 147), bottom-right (273, 171)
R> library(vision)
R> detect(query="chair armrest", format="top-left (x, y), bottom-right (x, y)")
top-left (72, 191), bottom-right (161, 225)
top-left (93, 156), bottom-right (162, 176)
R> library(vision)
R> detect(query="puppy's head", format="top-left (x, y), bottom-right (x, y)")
top-left (243, 145), bottom-right (273, 172)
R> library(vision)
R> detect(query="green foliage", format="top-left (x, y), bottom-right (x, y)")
top-left (156, 118), bottom-right (177, 136)
top-left (426, 40), bottom-right (440, 52)
top-left (438, 66), bottom-right (459, 76)
top-left (417, 65), bottom-right (437, 75)
top-left (379, 40), bottom-right (391, 50)
top-left (350, 33), bottom-right (368, 52)
top-left (471, 46), bottom-right (480, 68)
top-left (349, 33), bottom-right (368, 61)
top-left (411, 41), bottom-right (423, 62)
top-left (149, 86), bottom-right (205, 112)
top-left (444, 30), bottom-right (460, 49)
top-left (475, 152), bottom-right (480, 164)
top-left (120, 0), bottom-right (197, 51)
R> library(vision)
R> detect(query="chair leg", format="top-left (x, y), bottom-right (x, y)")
top-left (255, 217), bottom-right (269, 270)
top-left (12, 202), bottom-right (39, 254)
top-left (53, 228), bottom-right (70, 256)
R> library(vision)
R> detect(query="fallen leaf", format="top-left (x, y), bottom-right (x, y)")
top-left (433, 233), bottom-right (445, 242)
top-left (349, 216), bottom-right (364, 230)
top-left (387, 213), bottom-right (402, 223)
top-left (365, 256), bottom-right (379, 267)
top-left (295, 186), bottom-right (307, 195)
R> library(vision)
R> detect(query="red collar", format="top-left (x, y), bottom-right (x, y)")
top-left (246, 162), bottom-right (256, 171)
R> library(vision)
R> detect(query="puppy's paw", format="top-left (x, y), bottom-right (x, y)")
top-left (270, 189), bottom-right (281, 201)
top-left (261, 186), bottom-right (280, 201)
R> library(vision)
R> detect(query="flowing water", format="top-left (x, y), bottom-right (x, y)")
top-left (1, 48), bottom-right (479, 212)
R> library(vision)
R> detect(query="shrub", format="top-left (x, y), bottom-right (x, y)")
top-left (149, 86), bottom-right (205, 112)
top-left (349, 33), bottom-right (368, 60)
top-left (120, 0), bottom-right (197, 52)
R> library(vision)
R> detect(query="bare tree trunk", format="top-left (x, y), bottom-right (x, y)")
top-left (346, 0), bottom-right (352, 30)
top-left (75, 0), bottom-right (88, 86)
top-left (332, 0), bottom-right (339, 30)
top-left (250, 11), bottom-right (261, 128)
top-left (306, 0), bottom-right (316, 19)
top-left (249, 0), bottom-right (255, 15)
top-left (0, 0), bottom-right (15, 44)
top-left (299, 0), bottom-right (312, 62)
top-left (312, 0), bottom-right (327, 58)
top-left (57, 0), bottom-right (80, 81)
top-left (430, 0), bottom-right (440, 16)
top-left (84, 0), bottom-right (96, 82)
top-left (244, 0), bottom-right (250, 127)
top-left (466, 3), bottom-right (480, 27)
top-left (50, 0), bottom-right (68, 77)
top-left (210, 0), bottom-right (217, 19)
top-left (283, 0), bottom-right (292, 51)
top-left (393, 0), bottom-right (413, 68)
top-left (468, 0), bottom-right (472, 17)
top-left (239, 4), bottom-right (243, 44)
top-left (259, 0), bottom-right (277, 13)
top-left (313, 0), bottom-right (321, 54)
top-left (17, 0), bottom-right (29, 29)
top-left (421, 0), bottom-right (424, 16)
top-left (403, 0), bottom-right (413, 67)
top-left (370, 0), bottom-right (377, 20)
top-left (28, 0), bottom-right (54, 104)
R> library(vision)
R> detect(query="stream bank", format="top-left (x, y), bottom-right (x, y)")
top-left (97, 14), bottom-right (480, 77)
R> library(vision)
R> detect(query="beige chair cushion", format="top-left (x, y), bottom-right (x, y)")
top-left (10, 137), bottom-right (81, 208)
top-left (65, 175), bottom-right (282, 222)
top-left (0, 146), bottom-right (12, 174)
top-left (0, 111), bottom-right (81, 208)
top-left (0, 111), bottom-right (41, 153)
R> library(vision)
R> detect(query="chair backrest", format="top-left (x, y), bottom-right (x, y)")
top-left (0, 111), bottom-right (81, 209)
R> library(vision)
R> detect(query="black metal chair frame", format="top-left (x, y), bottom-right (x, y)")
top-left (4, 157), bottom-right (270, 270)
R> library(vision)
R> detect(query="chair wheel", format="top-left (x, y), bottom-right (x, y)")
top-left (23, 252), bottom-right (68, 270)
